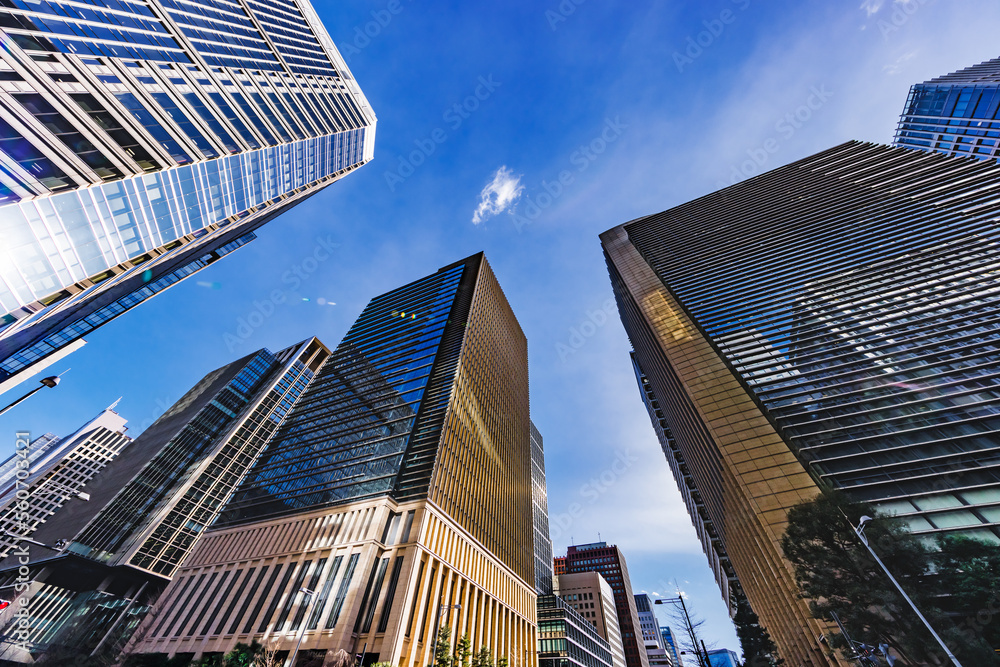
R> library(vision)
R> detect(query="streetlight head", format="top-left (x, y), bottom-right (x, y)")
top-left (40, 376), bottom-right (60, 388)
top-left (857, 515), bottom-right (873, 529)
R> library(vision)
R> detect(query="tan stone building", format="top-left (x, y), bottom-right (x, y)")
top-left (554, 572), bottom-right (625, 667)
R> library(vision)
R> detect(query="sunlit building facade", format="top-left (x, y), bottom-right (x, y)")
top-left (894, 57), bottom-right (1000, 161)
top-left (602, 141), bottom-right (1000, 666)
top-left (139, 253), bottom-right (538, 667)
top-left (631, 355), bottom-right (738, 617)
top-left (0, 338), bottom-right (326, 662)
top-left (0, 0), bottom-right (376, 393)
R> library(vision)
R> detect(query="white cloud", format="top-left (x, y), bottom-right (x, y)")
top-left (471, 166), bottom-right (524, 224)
top-left (860, 0), bottom-right (884, 16)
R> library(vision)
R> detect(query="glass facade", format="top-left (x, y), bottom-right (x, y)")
top-left (67, 348), bottom-right (283, 563)
top-left (538, 594), bottom-right (615, 667)
top-left (0, 339), bottom-right (328, 661)
top-left (658, 628), bottom-right (681, 667)
top-left (0, 0), bottom-right (375, 388)
top-left (66, 339), bottom-right (326, 576)
top-left (620, 142), bottom-right (1000, 544)
top-left (531, 421), bottom-right (554, 595)
top-left (0, 233), bottom-right (254, 377)
top-left (894, 57), bottom-right (1000, 162)
top-left (216, 260), bottom-right (471, 526)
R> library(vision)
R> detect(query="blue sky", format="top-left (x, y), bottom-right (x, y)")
top-left (4, 0), bottom-right (1000, 657)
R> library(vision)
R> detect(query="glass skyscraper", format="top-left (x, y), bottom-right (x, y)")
top-left (531, 420), bottom-right (554, 596)
top-left (0, 404), bottom-right (130, 558)
top-left (139, 253), bottom-right (538, 667)
top-left (0, 0), bottom-right (375, 393)
top-left (601, 141), bottom-right (1000, 666)
top-left (894, 56), bottom-right (1000, 161)
top-left (0, 338), bottom-right (326, 662)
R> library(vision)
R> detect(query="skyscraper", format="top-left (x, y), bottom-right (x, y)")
top-left (0, 0), bottom-right (376, 393)
top-left (601, 140), bottom-right (1000, 665)
top-left (0, 404), bottom-right (130, 558)
top-left (556, 543), bottom-right (648, 667)
top-left (631, 355), bottom-right (738, 617)
top-left (136, 253), bottom-right (536, 667)
top-left (531, 421), bottom-right (554, 596)
top-left (894, 57), bottom-right (1000, 161)
top-left (0, 338), bottom-right (326, 662)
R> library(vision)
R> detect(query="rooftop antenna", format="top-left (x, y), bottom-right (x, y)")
top-left (107, 396), bottom-right (122, 411)
top-left (598, 532), bottom-right (601, 542)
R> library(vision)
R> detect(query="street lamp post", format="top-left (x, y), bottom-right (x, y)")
top-left (287, 587), bottom-right (316, 667)
top-left (851, 516), bottom-right (963, 667)
top-left (432, 602), bottom-right (462, 665)
top-left (0, 375), bottom-right (61, 418)
top-left (654, 597), bottom-right (710, 667)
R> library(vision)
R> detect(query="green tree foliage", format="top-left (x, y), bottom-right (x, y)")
top-left (781, 491), bottom-right (1000, 666)
top-left (453, 633), bottom-right (471, 667)
top-left (471, 646), bottom-right (494, 667)
top-left (222, 641), bottom-right (264, 666)
top-left (732, 594), bottom-right (782, 667)
top-left (496, 656), bottom-right (508, 667)
top-left (435, 624), bottom-right (454, 667)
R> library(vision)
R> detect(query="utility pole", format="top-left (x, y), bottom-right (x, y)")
top-left (851, 516), bottom-right (963, 667)
top-left (655, 596), bottom-right (710, 667)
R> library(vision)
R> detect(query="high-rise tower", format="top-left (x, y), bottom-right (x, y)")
top-left (0, 338), bottom-right (327, 662)
top-left (138, 253), bottom-right (536, 667)
top-left (0, 0), bottom-right (375, 393)
top-left (894, 56), bottom-right (1000, 161)
top-left (531, 421), bottom-right (554, 596)
top-left (601, 141), bottom-right (1000, 665)
top-left (556, 543), bottom-right (647, 667)
top-left (0, 404), bottom-right (130, 558)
